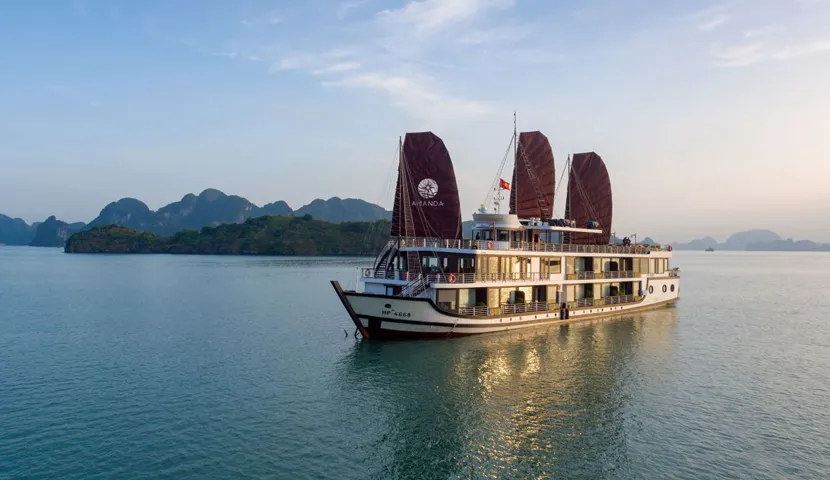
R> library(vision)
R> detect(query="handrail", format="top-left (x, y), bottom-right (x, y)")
top-left (455, 295), bottom-right (643, 317)
top-left (428, 272), bottom-right (550, 284)
top-left (565, 271), bottom-right (636, 280)
top-left (397, 237), bottom-right (660, 255)
top-left (361, 268), bottom-right (640, 283)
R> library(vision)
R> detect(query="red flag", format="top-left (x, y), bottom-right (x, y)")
top-left (499, 179), bottom-right (510, 190)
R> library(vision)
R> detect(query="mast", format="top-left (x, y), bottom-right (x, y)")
top-left (397, 136), bottom-right (403, 241)
top-left (567, 154), bottom-right (572, 223)
top-left (513, 110), bottom-right (517, 215)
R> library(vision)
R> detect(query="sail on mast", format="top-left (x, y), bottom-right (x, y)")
top-left (390, 132), bottom-right (463, 240)
top-left (509, 131), bottom-right (556, 219)
top-left (564, 152), bottom-right (613, 245)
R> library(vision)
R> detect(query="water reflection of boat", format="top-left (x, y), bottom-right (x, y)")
top-left (334, 308), bottom-right (678, 478)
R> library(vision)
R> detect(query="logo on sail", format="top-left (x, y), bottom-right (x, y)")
top-left (418, 178), bottom-right (438, 199)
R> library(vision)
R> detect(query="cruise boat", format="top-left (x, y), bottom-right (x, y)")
top-left (331, 126), bottom-right (679, 340)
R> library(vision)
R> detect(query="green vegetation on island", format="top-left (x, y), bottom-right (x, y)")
top-left (64, 215), bottom-right (391, 255)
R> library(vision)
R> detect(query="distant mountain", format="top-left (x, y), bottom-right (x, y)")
top-left (723, 229), bottom-right (781, 250)
top-left (152, 189), bottom-right (257, 236)
top-left (82, 189), bottom-right (391, 236)
top-left (293, 197), bottom-right (392, 223)
top-left (0, 214), bottom-right (36, 245)
top-left (672, 229), bottom-right (830, 251)
top-left (87, 198), bottom-right (156, 232)
top-left (747, 238), bottom-right (830, 251)
top-left (257, 200), bottom-right (292, 216)
top-left (671, 236), bottom-right (719, 251)
top-left (30, 216), bottom-right (86, 247)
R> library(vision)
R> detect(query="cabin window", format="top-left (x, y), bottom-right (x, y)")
top-left (500, 257), bottom-right (512, 275)
top-left (458, 289), bottom-right (473, 307)
top-left (503, 288), bottom-right (530, 304)
top-left (487, 256), bottom-right (498, 274)
top-left (487, 288), bottom-right (499, 308)
top-left (566, 257), bottom-right (575, 275)
top-left (460, 257), bottom-right (476, 273)
top-left (498, 230), bottom-right (509, 242)
top-left (547, 285), bottom-right (559, 303)
top-left (437, 290), bottom-right (457, 311)
top-left (547, 258), bottom-right (561, 273)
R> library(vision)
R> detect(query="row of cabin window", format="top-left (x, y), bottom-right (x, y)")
top-left (397, 253), bottom-right (666, 275)
top-left (564, 257), bottom-right (670, 274)
top-left (437, 281), bottom-right (641, 311)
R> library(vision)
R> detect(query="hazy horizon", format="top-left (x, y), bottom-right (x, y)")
top-left (2, 0), bottom-right (829, 243)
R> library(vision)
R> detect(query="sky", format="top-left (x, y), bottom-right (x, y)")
top-left (1, 0), bottom-right (829, 243)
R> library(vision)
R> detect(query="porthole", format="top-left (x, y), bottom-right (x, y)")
top-left (670, 284), bottom-right (675, 292)
top-left (648, 286), bottom-right (654, 294)
top-left (662, 285), bottom-right (667, 293)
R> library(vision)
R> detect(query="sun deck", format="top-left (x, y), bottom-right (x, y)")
top-left (398, 237), bottom-right (668, 256)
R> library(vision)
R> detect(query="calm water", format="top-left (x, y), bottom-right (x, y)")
top-left (1, 248), bottom-right (829, 479)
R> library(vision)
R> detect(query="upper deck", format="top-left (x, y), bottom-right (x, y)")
top-left (398, 237), bottom-right (672, 257)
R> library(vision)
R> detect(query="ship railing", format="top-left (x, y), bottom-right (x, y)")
top-left (360, 269), bottom-right (559, 284)
top-left (500, 302), bottom-right (550, 315)
top-left (360, 268), bottom-right (405, 280)
top-left (428, 272), bottom-right (549, 284)
top-left (397, 237), bottom-right (656, 255)
top-left (566, 271), bottom-right (637, 280)
top-left (458, 305), bottom-right (491, 316)
top-left (457, 296), bottom-right (642, 317)
top-left (459, 302), bottom-right (556, 317)
top-left (573, 295), bottom-right (639, 308)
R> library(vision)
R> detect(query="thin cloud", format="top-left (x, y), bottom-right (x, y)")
top-left (376, 0), bottom-right (515, 34)
top-left (241, 11), bottom-right (282, 27)
top-left (272, 49), bottom-right (358, 72)
top-left (698, 13), bottom-right (730, 31)
top-left (459, 24), bottom-right (532, 45)
top-left (215, 51), bottom-right (262, 61)
top-left (312, 62), bottom-right (361, 75)
top-left (337, 0), bottom-right (369, 20)
top-left (323, 71), bottom-right (492, 122)
top-left (690, 4), bottom-right (731, 32)
top-left (713, 39), bottom-right (830, 67)
top-left (743, 26), bottom-right (783, 39)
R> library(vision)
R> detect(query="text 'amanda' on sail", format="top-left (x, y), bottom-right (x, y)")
top-left (390, 132), bottom-right (463, 240)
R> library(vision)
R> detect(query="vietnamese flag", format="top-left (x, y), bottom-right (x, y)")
top-left (499, 178), bottom-right (510, 190)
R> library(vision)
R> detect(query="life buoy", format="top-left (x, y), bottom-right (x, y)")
top-left (363, 269), bottom-right (371, 277)
top-left (487, 240), bottom-right (494, 250)
top-left (447, 273), bottom-right (457, 283)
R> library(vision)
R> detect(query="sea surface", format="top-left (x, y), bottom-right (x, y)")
top-left (1, 248), bottom-right (829, 479)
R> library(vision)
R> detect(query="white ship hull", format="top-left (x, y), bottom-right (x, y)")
top-left (333, 276), bottom-right (679, 340)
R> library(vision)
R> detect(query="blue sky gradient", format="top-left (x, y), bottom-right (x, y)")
top-left (1, 0), bottom-right (829, 242)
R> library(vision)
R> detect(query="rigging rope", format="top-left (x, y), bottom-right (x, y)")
top-left (482, 133), bottom-right (515, 212)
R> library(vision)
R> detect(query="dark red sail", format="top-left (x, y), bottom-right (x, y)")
top-left (390, 132), bottom-right (462, 239)
top-left (510, 131), bottom-right (555, 219)
top-left (565, 152), bottom-right (612, 245)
